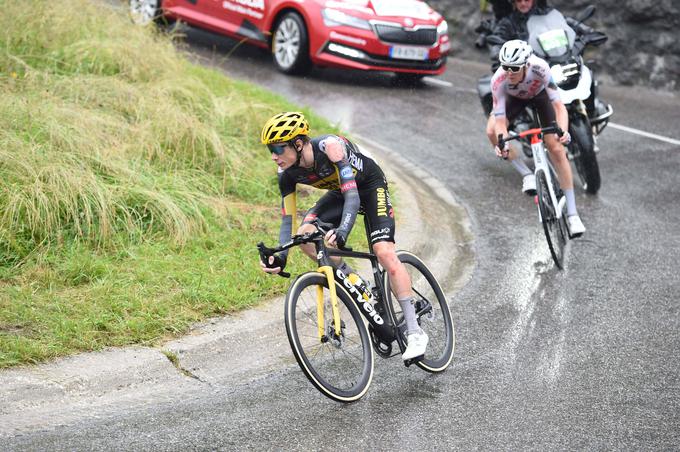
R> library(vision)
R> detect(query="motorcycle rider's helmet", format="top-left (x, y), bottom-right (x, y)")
top-left (261, 112), bottom-right (310, 145)
top-left (499, 39), bottom-right (533, 67)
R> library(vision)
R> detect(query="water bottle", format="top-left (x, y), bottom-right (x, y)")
top-left (347, 273), bottom-right (372, 302)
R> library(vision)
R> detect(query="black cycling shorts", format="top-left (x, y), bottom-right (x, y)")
top-left (302, 185), bottom-right (395, 246)
top-left (505, 88), bottom-right (556, 126)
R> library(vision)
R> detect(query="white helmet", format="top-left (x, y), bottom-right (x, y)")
top-left (499, 39), bottom-right (533, 67)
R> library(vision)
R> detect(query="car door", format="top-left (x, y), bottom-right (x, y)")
top-left (214, 0), bottom-right (269, 44)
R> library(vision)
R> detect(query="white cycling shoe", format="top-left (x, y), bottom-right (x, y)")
top-left (567, 215), bottom-right (586, 238)
top-left (522, 174), bottom-right (537, 195)
top-left (402, 330), bottom-right (428, 361)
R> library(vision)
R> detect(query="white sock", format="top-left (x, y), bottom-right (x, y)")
top-left (511, 158), bottom-right (532, 177)
top-left (398, 297), bottom-right (420, 335)
top-left (564, 189), bottom-right (577, 216)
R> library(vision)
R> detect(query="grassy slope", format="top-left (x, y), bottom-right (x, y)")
top-left (0, 0), bottom-right (338, 367)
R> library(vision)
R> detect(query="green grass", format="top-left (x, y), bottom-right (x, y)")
top-left (0, 0), bottom-right (341, 367)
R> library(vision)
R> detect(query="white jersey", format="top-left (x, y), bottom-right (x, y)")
top-left (491, 54), bottom-right (561, 117)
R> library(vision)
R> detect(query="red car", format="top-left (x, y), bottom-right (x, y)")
top-left (130, 0), bottom-right (450, 79)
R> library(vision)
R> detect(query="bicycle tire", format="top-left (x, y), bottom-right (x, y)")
top-left (382, 251), bottom-right (455, 372)
top-left (284, 272), bottom-right (374, 402)
top-left (536, 169), bottom-right (565, 269)
top-left (569, 115), bottom-right (600, 194)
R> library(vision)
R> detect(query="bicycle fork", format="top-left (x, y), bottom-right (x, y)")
top-left (317, 265), bottom-right (342, 340)
top-left (313, 246), bottom-right (395, 344)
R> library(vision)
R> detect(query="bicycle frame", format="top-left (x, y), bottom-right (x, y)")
top-left (258, 218), bottom-right (399, 347)
top-left (527, 130), bottom-right (566, 223)
top-left (317, 239), bottom-right (397, 345)
top-left (500, 123), bottom-right (566, 222)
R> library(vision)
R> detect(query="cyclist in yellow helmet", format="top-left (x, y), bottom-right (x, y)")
top-left (259, 112), bottom-right (428, 361)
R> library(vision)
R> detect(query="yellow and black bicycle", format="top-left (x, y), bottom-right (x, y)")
top-left (257, 218), bottom-right (455, 403)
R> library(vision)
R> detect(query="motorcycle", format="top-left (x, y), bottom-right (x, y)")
top-left (477, 5), bottom-right (612, 194)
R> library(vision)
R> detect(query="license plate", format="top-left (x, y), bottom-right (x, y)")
top-left (389, 45), bottom-right (429, 61)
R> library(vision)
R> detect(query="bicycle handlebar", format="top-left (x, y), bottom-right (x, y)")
top-left (256, 219), bottom-right (353, 278)
top-left (497, 121), bottom-right (564, 152)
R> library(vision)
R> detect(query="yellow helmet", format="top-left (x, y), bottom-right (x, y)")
top-left (260, 112), bottom-right (310, 145)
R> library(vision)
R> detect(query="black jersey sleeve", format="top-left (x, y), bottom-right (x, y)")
top-left (326, 143), bottom-right (360, 245)
top-left (277, 171), bottom-right (297, 258)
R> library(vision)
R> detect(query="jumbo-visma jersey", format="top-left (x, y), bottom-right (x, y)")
top-left (277, 134), bottom-right (385, 235)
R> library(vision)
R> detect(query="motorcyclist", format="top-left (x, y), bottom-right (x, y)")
top-left (484, 0), bottom-right (610, 123)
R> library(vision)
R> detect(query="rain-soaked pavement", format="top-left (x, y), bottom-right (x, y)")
top-left (3, 24), bottom-right (679, 450)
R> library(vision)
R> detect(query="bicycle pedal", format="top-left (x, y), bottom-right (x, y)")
top-left (403, 356), bottom-right (423, 368)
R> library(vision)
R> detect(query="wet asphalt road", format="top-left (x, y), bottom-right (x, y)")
top-left (7, 26), bottom-right (680, 450)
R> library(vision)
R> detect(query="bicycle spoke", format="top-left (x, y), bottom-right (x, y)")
top-left (383, 252), bottom-right (455, 372)
top-left (285, 273), bottom-right (373, 401)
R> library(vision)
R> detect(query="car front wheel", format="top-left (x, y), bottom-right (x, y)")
top-left (272, 12), bottom-right (311, 75)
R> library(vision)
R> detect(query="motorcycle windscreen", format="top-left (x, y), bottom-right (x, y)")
top-left (527, 9), bottom-right (576, 58)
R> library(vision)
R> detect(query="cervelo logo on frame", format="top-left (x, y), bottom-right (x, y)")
top-left (335, 269), bottom-right (384, 325)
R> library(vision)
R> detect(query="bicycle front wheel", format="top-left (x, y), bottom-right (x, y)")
top-left (536, 169), bottom-right (566, 269)
top-left (383, 251), bottom-right (455, 372)
top-left (284, 272), bottom-right (374, 403)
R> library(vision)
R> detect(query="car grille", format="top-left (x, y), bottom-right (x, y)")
top-left (373, 24), bottom-right (437, 46)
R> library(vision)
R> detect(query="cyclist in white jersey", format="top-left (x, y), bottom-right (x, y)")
top-left (485, 39), bottom-right (585, 237)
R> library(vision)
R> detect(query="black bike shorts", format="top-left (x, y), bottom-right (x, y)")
top-left (505, 88), bottom-right (556, 126)
top-left (302, 185), bottom-right (395, 246)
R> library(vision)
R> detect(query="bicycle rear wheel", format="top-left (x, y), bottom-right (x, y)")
top-left (536, 169), bottom-right (566, 269)
top-left (284, 272), bottom-right (374, 402)
top-left (383, 251), bottom-right (454, 372)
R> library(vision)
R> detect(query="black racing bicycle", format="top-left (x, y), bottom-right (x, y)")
top-left (257, 218), bottom-right (455, 403)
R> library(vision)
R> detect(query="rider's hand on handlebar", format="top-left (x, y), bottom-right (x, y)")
top-left (260, 253), bottom-right (286, 275)
top-left (495, 143), bottom-right (510, 159)
top-left (559, 131), bottom-right (572, 145)
top-left (324, 228), bottom-right (346, 248)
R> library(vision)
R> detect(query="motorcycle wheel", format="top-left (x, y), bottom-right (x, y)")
top-left (568, 115), bottom-right (601, 194)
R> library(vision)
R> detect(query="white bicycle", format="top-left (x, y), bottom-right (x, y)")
top-left (499, 122), bottom-right (569, 269)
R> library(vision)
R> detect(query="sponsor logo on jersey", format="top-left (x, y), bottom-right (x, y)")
top-left (370, 227), bottom-right (391, 237)
top-left (348, 151), bottom-right (364, 172)
top-left (341, 180), bottom-right (357, 193)
top-left (376, 187), bottom-right (388, 216)
top-left (304, 173), bottom-right (340, 190)
top-left (340, 166), bottom-right (353, 179)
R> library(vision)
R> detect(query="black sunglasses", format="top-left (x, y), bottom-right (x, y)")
top-left (267, 142), bottom-right (288, 155)
top-left (502, 64), bottom-right (524, 73)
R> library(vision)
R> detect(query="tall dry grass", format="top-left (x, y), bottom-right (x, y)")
top-left (0, 0), bottom-right (279, 258)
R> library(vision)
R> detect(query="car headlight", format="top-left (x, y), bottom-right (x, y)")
top-left (322, 8), bottom-right (371, 30)
top-left (437, 19), bottom-right (448, 36)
